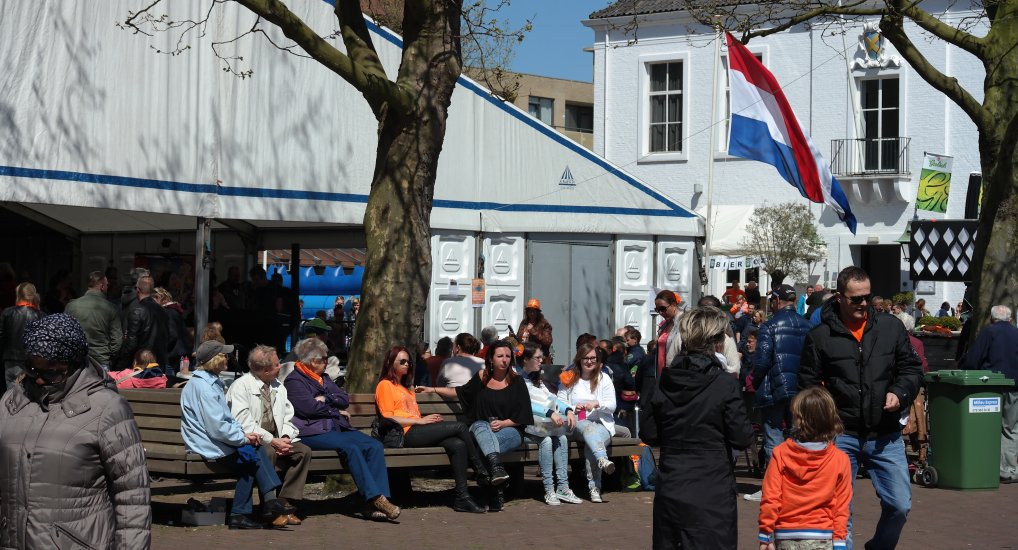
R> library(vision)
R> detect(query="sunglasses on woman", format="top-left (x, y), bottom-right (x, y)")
top-left (398, 358), bottom-right (410, 366)
top-left (655, 305), bottom-right (670, 313)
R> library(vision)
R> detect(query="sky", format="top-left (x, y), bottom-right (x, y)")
top-left (497, 1), bottom-right (609, 82)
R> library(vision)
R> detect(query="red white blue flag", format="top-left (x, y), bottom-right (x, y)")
top-left (726, 32), bottom-right (857, 234)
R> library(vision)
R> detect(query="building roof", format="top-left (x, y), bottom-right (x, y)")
top-left (589, 0), bottom-right (684, 19)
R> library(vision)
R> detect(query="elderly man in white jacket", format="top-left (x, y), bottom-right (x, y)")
top-left (226, 345), bottom-right (312, 526)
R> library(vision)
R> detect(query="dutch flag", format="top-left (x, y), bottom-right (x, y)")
top-left (726, 32), bottom-right (858, 234)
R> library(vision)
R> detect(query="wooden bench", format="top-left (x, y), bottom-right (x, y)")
top-left (124, 388), bottom-right (644, 480)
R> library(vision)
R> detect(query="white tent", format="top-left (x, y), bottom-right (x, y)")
top-left (0, 0), bottom-right (701, 238)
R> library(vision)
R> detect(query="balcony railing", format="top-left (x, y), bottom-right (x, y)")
top-left (830, 137), bottom-right (910, 177)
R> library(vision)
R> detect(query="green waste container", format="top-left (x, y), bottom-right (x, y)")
top-left (924, 370), bottom-right (1014, 490)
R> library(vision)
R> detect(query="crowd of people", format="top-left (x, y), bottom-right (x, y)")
top-left (1, 263), bottom-right (1016, 549)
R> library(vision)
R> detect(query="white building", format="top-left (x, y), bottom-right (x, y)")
top-left (584, 0), bottom-right (981, 304)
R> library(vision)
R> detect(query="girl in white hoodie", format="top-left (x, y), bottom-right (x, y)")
top-left (519, 342), bottom-right (582, 505)
top-left (558, 343), bottom-right (617, 503)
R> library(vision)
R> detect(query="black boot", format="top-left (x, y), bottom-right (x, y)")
top-left (453, 489), bottom-right (487, 513)
top-left (485, 453), bottom-right (509, 486)
top-left (487, 486), bottom-right (505, 512)
top-left (471, 454), bottom-right (491, 486)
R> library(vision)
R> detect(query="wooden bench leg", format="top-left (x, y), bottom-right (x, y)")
top-left (388, 470), bottom-right (413, 498)
top-left (505, 463), bottom-right (526, 499)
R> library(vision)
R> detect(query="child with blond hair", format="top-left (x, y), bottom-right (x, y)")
top-left (758, 387), bottom-right (852, 550)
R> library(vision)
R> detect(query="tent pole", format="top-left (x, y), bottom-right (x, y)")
top-left (291, 243), bottom-right (301, 349)
top-left (194, 217), bottom-right (211, 355)
top-left (704, 23), bottom-right (722, 295)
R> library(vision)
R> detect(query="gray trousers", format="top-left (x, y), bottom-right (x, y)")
top-left (777, 541), bottom-right (834, 550)
top-left (1001, 390), bottom-right (1018, 481)
top-left (267, 441), bottom-right (313, 502)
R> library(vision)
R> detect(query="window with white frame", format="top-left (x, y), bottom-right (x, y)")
top-left (718, 51), bottom-right (765, 153)
top-left (528, 96), bottom-right (554, 126)
top-left (648, 61), bottom-right (683, 153)
top-left (859, 77), bottom-right (900, 171)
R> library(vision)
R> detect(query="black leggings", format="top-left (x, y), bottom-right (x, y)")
top-left (404, 421), bottom-right (482, 491)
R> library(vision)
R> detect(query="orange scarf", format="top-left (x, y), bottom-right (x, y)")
top-left (15, 301), bottom-right (36, 309)
top-left (295, 361), bottom-right (324, 386)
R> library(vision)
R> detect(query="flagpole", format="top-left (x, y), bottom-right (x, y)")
top-left (704, 23), bottom-right (722, 296)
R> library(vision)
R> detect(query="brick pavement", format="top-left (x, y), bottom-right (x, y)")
top-left (150, 471), bottom-right (1015, 549)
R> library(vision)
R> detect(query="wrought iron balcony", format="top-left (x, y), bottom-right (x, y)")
top-left (830, 137), bottom-right (910, 177)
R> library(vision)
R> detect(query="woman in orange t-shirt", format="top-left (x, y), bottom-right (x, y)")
top-left (374, 346), bottom-right (487, 513)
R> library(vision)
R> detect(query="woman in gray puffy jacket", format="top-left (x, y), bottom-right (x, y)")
top-left (0, 314), bottom-right (151, 549)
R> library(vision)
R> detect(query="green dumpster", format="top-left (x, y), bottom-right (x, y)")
top-left (924, 370), bottom-right (1014, 490)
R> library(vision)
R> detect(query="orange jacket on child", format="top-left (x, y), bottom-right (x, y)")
top-left (758, 439), bottom-right (852, 549)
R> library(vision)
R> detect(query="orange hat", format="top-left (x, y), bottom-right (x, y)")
top-left (526, 298), bottom-right (542, 310)
top-left (672, 292), bottom-right (682, 304)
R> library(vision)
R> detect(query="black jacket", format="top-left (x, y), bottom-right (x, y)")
top-left (0, 305), bottom-right (46, 366)
top-left (119, 297), bottom-right (173, 370)
top-left (640, 353), bottom-right (753, 549)
top-left (798, 300), bottom-right (923, 439)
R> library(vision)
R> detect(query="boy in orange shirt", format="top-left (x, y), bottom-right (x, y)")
top-left (758, 387), bottom-right (852, 550)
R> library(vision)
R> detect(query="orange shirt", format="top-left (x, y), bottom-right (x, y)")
top-left (844, 314), bottom-right (867, 342)
top-left (374, 379), bottom-right (422, 433)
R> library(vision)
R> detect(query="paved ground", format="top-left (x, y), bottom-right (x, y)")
top-left (150, 468), bottom-right (1015, 549)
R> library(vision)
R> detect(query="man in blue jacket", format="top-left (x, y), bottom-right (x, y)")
top-left (965, 305), bottom-right (1018, 483)
top-left (744, 284), bottom-right (811, 502)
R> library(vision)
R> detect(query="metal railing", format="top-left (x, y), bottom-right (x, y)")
top-left (830, 137), bottom-right (910, 177)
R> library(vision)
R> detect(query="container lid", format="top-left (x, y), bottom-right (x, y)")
top-left (924, 369), bottom-right (1015, 386)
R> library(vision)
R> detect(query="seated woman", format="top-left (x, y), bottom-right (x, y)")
top-left (418, 340), bottom-right (533, 512)
top-left (284, 338), bottom-right (400, 522)
top-left (518, 342), bottom-right (581, 505)
top-left (558, 343), bottom-right (618, 503)
top-left (180, 340), bottom-right (293, 529)
top-left (374, 345), bottom-right (487, 513)
top-left (109, 349), bottom-right (168, 389)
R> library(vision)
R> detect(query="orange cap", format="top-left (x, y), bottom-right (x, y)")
top-left (673, 292), bottom-right (682, 304)
top-left (526, 298), bottom-right (541, 310)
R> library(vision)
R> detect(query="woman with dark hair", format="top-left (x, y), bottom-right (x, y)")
top-left (435, 332), bottom-right (484, 387)
top-left (654, 289), bottom-right (683, 375)
top-left (640, 306), bottom-right (754, 549)
top-left (558, 343), bottom-right (618, 503)
top-left (0, 282), bottom-right (45, 391)
top-left (419, 341), bottom-right (533, 512)
top-left (519, 342), bottom-right (581, 505)
top-left (375, 346), bottom-right (487, 513)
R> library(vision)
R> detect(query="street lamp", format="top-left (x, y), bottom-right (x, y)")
top-left (896, 222), bottom-right (912, 262)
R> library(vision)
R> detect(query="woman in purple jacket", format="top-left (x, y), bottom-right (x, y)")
top-left (283, 338), bottom-right (400, 522)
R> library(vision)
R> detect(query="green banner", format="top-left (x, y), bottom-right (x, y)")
top-left (917, 153), bottom-right (953, 213)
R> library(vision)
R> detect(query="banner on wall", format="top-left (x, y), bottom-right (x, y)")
top-left (917, 153), bottom-right (953, 213)
top-left (708, 256), bottom-right (764, 271)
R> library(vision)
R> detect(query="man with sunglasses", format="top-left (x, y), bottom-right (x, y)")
top-left (798, 266), bottom-right (923, 550)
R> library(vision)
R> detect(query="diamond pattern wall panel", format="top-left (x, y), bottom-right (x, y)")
top-left (909, 220), bottom-right (978, 282)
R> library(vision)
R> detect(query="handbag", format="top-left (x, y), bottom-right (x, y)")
top-left (370, 416), bottom-right (405, 448)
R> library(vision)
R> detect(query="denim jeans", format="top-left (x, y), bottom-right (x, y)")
top-left (760, 401), bottom-right (790, 468)
top-left (525, 433), bottom-right (569, 492)
top-left (218, 445), bottom-right (282, 516)
top-left (573, 420), bottom-right (612, 490)
top-left (470, 420), bottom-right (523, 456)
top-left (835, 432), bottom-right (911, 550)
top-left (303, 427), bottom-right (390, 501)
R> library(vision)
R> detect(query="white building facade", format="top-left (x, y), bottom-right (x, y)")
top-left (585, 1), bottom-right (983, 304)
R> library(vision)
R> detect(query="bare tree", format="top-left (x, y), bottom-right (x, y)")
top-left (741, 202), bottom-right (826, 287)
top-left (672, 0), bottom-right (1018, 342)
top-left (121, 0), bottom-right (525, 391)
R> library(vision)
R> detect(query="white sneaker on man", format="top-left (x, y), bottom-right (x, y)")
top-left (743, 490), bottom-right (762, 501)
top-left (589, 487), bottom-right (603, 503)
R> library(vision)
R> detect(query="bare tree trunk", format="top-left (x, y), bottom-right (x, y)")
top-left (344, 0), bottom-right (461, 392)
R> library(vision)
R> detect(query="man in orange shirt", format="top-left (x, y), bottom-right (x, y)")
top-left (723, 282), bottom-right (747, 305)
top-left (798, 267), bottom-right (923, 550)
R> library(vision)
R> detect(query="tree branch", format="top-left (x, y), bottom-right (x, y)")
top-left (879, 14), bottom-right (993, 132)
top-left (232, 0), bottom-right (413, 117)
top-left (900, 3), bottom-right (986, 57)
top-left (739, 1), bottom-right (885, 42)
top-left (333, 0), bottom-right (398, 115)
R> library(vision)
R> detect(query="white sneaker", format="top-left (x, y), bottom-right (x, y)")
top-left (598, 457), bottom-right (616, 475)
top-left (589, 487), bottom-right (603, 503)
top-left (543, 491), bottom-right (561, 506)
top-left (743, 490), bottom-right (762, 501)
top-left (556, 488), bottom-right (582, 504)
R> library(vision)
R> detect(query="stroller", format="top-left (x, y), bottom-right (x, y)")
top-left (905, 385), bottom-right (938, 487)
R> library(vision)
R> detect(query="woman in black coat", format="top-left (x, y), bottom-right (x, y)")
top-left (640, 306), bottom-right (754, 549)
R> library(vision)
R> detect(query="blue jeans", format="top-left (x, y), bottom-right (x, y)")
top-left (835, 432), bottom-right (911, 550)
top-left (220, 445), bottom-right (282, 515)
top-left (573, 420), bottom-right (612, 490)
top-left (526, 433), bottom-right (569, 492)
top-left (760, 401), bottom-right (790, 468)
top-left (303, 427), bottom-right (390, 501)
top-left (470, 420), bottom-right (523, 456)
